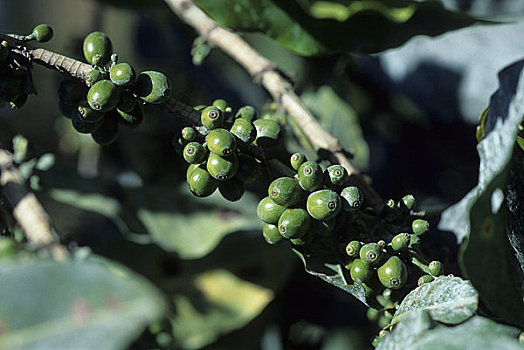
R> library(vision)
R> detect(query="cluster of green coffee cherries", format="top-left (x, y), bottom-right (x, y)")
top-left (58, 30), bottom-right (171, 145)
top-left (256, 152), bottom-right (364, 245)
top-left (181, 100), bottom-right (283, 200)
top-left (0, 24), bottom-right (53, 109)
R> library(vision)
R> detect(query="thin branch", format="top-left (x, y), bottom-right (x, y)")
top-left (0, 149), bottom-right (68, 260)
top-left (165, 0), bottom-right (383, 213)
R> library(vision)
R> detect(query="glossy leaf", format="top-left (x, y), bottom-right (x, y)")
top-left (193, 0), bottom-right (480, 55)
top-left (392, 276), bottom-right (478, 325)
top-left (170, 269), bottom-right (273, 349)
top-left (302, 86), bottom-right (369, 169)
top-left (439, 60), bottom-right (524, 326)
top-left (0, 257), bottom-right (165, 350)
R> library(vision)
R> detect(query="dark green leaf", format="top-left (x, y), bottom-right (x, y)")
top-left (193, 0), bottom-right (480, 55)
top-left (0, 257), bottom-right (165, 350)
top-left (392, 276), bottom-right (478, 325)
top-left (439, 60), bottom-right (524, 326)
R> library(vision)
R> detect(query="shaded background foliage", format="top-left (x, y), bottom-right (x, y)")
top-left (0, 0), bottom-right (523, 349)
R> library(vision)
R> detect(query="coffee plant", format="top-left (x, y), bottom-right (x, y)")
top-left (0, 0), bottom-right (523, 349)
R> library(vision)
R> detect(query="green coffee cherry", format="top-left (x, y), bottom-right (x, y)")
top-left (87, 80), bottom-right (120, 112)
top-left (212, 98), bottom-right (227, 112)
top-left (218, 178), bottom-right (244, 202)
top-left (297, 161), bottom-right (323, 192)
top-left (325, 165), bottom-right (349, 187)
top-left (235, 105), bottom-right (257, 121)
top-left (253, 119), bottom-right (280, 148)
top-left (71, 111), bottom-right (102, 134)
top-left (201, 106), bottom-right (224, 130)
top-left (277, 208), bottom-right (310, 239)
top-left (188, 164), bottom-right (218, 197)
top-left (83, 31), bottom-right (112, 66)
top-left (360, 243), bottom-right (384, 265)
top-left (418, 274), bottom-right (434, 286)
top-left (401, 194), bottom-right (416, 210)
top-left (110, 63), bottom-right (136, 86)
top-left (377, 256), bottom-right (408, 289)
top-left (428, 261), bottom-right (443, 276)
top-left (135, 71), bottom-right (171, 104)
top-left (116, 105), bottom-right (143, 128)
top-left (412, 219), bottom-right (429, 235)
top-left (207, 152), bottom-right (238, 181)
top-left (263, 223), bottom-right (283, 244)
top-left (340, 186), bottom-right (363, 211)
top-left (306, 189), bottom-right (341, 221)
top-left (236, 154), bottom-right (262, 183)
top-left (186, 163), bottom-right (199, 183)
top-left (86, 68), bottom-right (105, 87)
top-left (205, 129), bottom-right (236, 156)
top-left (91, 115), bottom-right (119, 145)
top-left (183, 142), bottom-right (207, 164)
top-left (268, 177), bottom-right (303, 207)
top-left (346, 240), bottom-right (362, 257)
top-left (391, 233), bottom-right (410, 251)
top-left (182, 127), bottom-right (197, 141)
top-left (230, 118), bottom-right (256, 143)
top-left (0, 41), bottom-right (9, 63)
top-left (350, 258), bottom-right (373, 282)
top-left (290, 153), bottom-right (306, 171)
top-left (26, 24), bottom-right (53, 43)
top-left (257, 196), bottom-right (286, 224)
top-left (77, 100), bottom-right (105, 123)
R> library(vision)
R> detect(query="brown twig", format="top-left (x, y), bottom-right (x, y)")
top-left (165, 0), bottom-right (383, 213)
top-left (0, 149), bottom-right (68, 260)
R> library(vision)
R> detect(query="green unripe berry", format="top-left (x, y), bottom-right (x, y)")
top-left (428, 261), bottom-right (443, 276)
top-left (277, 208), bottom-right (310, 239)
top-left (212, 98), bottom-right (227, 112)
top-left (325, 164), bottom-right (349, 187)
top-left (418, 274), bottom-right (434, 286)
top-left (306, 189), bottom-right (341, 221)
top-left (187, 164), bottom-right (218, 197)
top-left (71, 111), bottom-right (102, 134)
top-left (345, 240), bottom-right (362, 257)
top-left (253, 119), bottom-right (280, 148)
top-left (27, 24), bottom-right (53, 43)
top-left (218, 178), bottom-right (244, 202)
top-left (186, 163), bottom-right (199, 183)
top-left (201, 106), bottom-right (224, 130)
top-left (401, 194), bottom-right (416, 210)
top-left (83, 31), bottom-right (112, 66)
top-left (87, 80), bottom-right (120, 112)
top-left (360, 242), bottom-right (384, 265)
top-left (268, 177), bottom-right (303, 207)
top-left (350, 258), bottom-right (373, 282)
top-left (384, 199), bottom-right (396, 212)
top-left (236, 154), bottom-right (262, 183)
top-left (207, 152), bottom-right (238, 181)
top-left (297, 161), bottom-right (323, 192)
top-left (86, 68), bottom-right (106, 87)
top-left (377, 256), bottom-right (408, 289)
top-left (77, 100), bottom-right (105, 123)
top-left (230, 118), bottom-right (256, 143)
top-left (257, 196), bottom-right (286, 224)
top-left (263, 223), bottom-right (283, 244)
top-left (235, 105), bottom-right (257, 121)
top-left (290, 153), bottom-right (306, 171)
top-left (412, 219), bottom-right (429, 235)
top-left (116, 105), bottom-right (143, 128)
top-left (183, 142), bottom-right (207, 164)
top-left (182, 127), bottom-right (197, 141)
top-left (340, 186), bottom-right (363, 211)
top-left (205, 128), bottom-right (236, 156)
top-left (110, 63), bottom-right (136, 86)
top-left (391, 233), bottom-right (410, 251)
top-left (91, 115), bottom-right (119, 145)
top-left (135, 71), bottom-right (171, 104)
